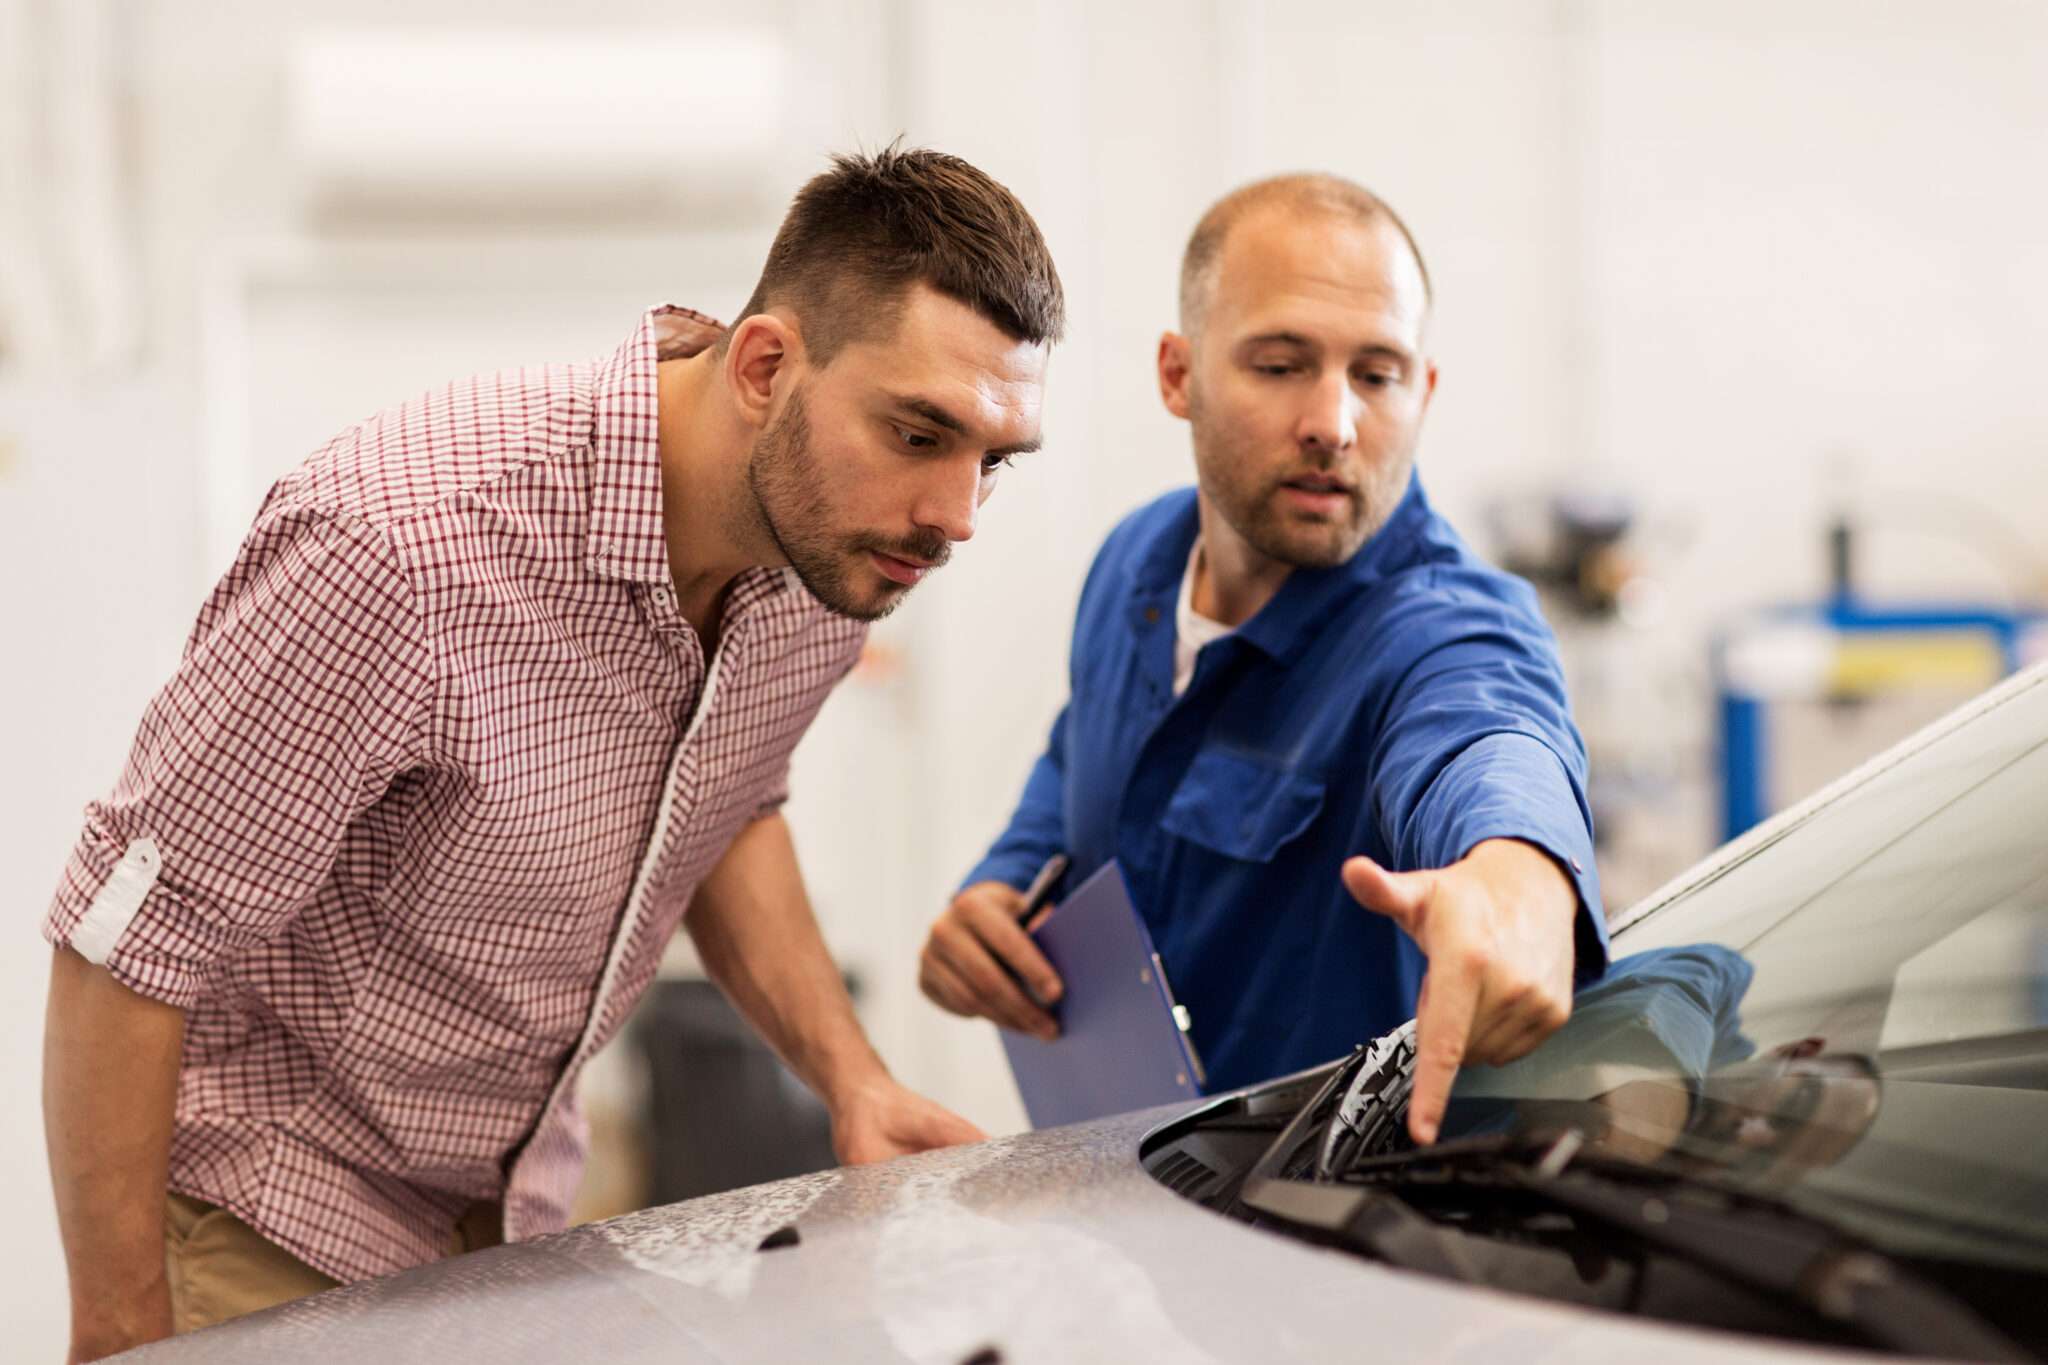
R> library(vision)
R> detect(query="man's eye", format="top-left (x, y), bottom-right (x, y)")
top-left (1254, 363), bottom-right (1300, 377)
top-left (1356, 371), bottom-right (1395, 389)
top-left (895, 426), bottom-right (939, 450)
top-left (981, 453), bottom-right (1014, 474)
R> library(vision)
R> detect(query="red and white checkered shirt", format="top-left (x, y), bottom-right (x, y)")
top-left (43, 306), bottom-right (867, 1284)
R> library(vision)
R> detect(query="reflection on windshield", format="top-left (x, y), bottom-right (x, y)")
top-left (1437, 675), bottom-right (2048, 1274)
top-left (1448, 946), bottom-right (1883, 1183)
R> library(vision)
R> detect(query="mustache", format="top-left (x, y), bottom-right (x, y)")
top-left (851, 528), bottom-right (953, 570)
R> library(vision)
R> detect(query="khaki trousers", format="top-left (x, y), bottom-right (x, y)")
top-left (163, 1193), bottom-right (503, 1335)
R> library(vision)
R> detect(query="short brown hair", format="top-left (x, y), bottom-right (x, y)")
top-left (1179, 172), bottom-right (1432, 334)
top-left (732, 143), bottom-right (1065, 364)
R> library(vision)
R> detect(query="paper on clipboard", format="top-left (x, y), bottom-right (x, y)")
top-left (1000, 860), bottom-right (1203, 1129)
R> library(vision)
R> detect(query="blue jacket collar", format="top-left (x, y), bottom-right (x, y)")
top-left (1128, 471), bottom-right (1432, 668)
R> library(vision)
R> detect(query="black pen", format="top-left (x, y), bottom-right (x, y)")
top-left (1016, 853), bottom-right (1069, 928)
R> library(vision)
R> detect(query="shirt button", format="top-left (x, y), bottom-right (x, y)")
top-left (1144, 606), bottom-right (1161, 624)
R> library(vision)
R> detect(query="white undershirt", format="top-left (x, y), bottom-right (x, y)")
top-left (1173, 540), bottom-right (1234, 696)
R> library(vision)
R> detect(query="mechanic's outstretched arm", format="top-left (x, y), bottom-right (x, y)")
top-left (44, 946), bottom-right (187, 1363)
top-left (1343, 838), bottom-right (1578, 1146)
top-left (687, 812), bottom-right (985, 1164)
top-left (1349, 576), bottom-right (1607, 1146)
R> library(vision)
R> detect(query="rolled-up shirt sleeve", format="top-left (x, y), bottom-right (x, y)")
top-left (1369, 571), bottom-right (1610, 984)
top-left (42, 494), bottom-right (433, 1009)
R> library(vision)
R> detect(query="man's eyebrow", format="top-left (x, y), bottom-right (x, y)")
top-left (1353, 342), bottom-right (1415, 364)
top-left (991, 433), bottom-right (1043, 457)
top-left (891, 393), bottom-right (1041, 456)
top-left (1239, 331), bottom-right (1412, 364)
top-left (1238, 330), bottom-right (1317, 349)
top-left (890, 395), bottom-right (968, 435)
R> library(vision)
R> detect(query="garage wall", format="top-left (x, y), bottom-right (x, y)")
top-left (1584, 1), bottom-right (2048, 618)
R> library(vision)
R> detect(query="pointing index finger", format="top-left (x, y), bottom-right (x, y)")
top-left (1408, 950), bottom-right (1482, 1146)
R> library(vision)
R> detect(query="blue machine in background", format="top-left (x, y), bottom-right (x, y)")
top-left (1715, 516), bottom-right (2046, 841)
top-left (1715, 598), bottom-right (2044, 840)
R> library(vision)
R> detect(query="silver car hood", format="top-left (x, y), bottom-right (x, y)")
top-left (129, 1104), bottom-right (1866, 1364)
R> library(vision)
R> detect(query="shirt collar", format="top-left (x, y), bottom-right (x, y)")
top-left (586, 304), bottom-right (728, 585)
top-left (1132, 470), bottom-right (1432, 666)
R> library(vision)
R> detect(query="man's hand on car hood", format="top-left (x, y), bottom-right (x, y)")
top-left (829, 1071), bottom-right (989, 1165)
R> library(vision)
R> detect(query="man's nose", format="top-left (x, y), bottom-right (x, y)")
top-left (1298, 370), bottom-right (1359, 455)
top-left (914, 455), bottom-right (982, 545)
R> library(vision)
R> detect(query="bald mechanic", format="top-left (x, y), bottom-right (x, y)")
top-left (921, 174), bottom-right (1608, 1145)
top-left (43, 147), bottom-right (1061, 1360)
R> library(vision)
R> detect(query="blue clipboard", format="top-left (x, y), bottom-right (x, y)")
top-left (1000, 860), bottom-right (1204, 1129)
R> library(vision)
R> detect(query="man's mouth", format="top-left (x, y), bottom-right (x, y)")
top-left (869, 549), bottom-right (937, 587)
top-left (1277, 472), bottom-right (1356, 515)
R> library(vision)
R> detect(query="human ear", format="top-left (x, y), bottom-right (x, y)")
top-left (1157, 332), bottom-right (1194, 421)
top-left (724, 314), bottom-right (802, 429)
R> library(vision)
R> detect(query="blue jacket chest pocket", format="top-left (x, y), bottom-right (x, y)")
top-left (1159, 749), bottom-right (1327, 863)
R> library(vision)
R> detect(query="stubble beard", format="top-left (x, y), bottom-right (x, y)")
top-left (1187, 385), bottom-right (1414, 570)
top-left (744, 389), bottom-right (949, 623)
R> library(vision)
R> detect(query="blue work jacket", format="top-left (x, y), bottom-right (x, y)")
top-left (965, 475), bottom-right (1610, 1092)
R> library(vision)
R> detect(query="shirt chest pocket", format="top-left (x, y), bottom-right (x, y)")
top-left (1158, 749), bottom-right (1327, 863)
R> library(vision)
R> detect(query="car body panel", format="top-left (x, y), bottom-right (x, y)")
top-left (133, 1104), bottom-right (1866, 1363)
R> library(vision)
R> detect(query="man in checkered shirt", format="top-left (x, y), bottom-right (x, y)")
top-left (42, 147), bottom-right (1063, 1360)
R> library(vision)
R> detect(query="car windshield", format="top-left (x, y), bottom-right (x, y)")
top-left (1442, 667), bottom-right (2048, 1277)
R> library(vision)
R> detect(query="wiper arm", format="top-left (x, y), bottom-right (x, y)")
top-left (1238, 1020), bottom-right (2032, 1357)
top-left (1501, 1151), bottom-right (2028, 1362)
top-left (1239, 1173), bottom-right (1493, 1286)
top-left (1326, 1134), bottom-right (2032, 1362)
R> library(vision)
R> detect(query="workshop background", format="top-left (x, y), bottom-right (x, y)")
top-left (4, 0), bottom-right (2046, 1354)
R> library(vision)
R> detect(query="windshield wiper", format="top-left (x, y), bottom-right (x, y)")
top-left (1242, 1131), bottom-right (2032, 1362)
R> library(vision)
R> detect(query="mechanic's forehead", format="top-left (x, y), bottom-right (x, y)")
top-left (1208, 207), bottom-right (1429, 353)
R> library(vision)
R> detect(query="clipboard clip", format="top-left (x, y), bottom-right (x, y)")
top-left (1152, 952), bottom-right (1209, 1090)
